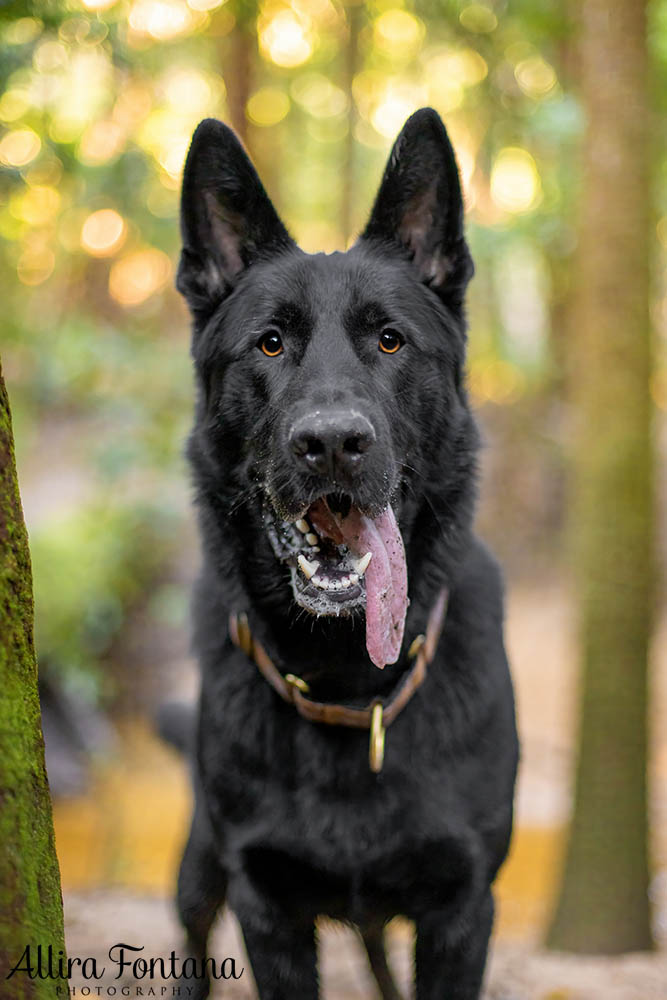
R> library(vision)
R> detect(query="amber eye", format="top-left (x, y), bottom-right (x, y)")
top-left (378, 329), bottom-right (403, 354)
top-left (259, 331), bottom-right (283, 357)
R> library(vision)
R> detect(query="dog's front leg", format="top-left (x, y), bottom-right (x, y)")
top-left (177, 797), bottom-right (228, 1000)
top-left (415, 891), bottom-right (493, 1000)
top-left (238, 916), bottom-right (318, 1000)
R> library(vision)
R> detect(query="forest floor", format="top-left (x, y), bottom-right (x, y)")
top-left (57, 579), bottom-right (667, 999)
top-left (63, 888), bottom-right (667, 999)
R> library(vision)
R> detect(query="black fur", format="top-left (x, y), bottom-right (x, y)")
top-left (175, 108), bottom-right (518, 999)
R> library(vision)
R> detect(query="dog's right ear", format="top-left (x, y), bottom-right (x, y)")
top-left (359, 108), bottom-right (473, 310)
top-left (177, 118), bottom-right (295, 318)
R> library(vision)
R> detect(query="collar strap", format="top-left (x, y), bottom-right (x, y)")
top-left (229, 588), bottom-right (449, 773)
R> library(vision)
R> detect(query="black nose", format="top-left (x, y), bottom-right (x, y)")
top-left (289, 409), bottom-right (376, 479)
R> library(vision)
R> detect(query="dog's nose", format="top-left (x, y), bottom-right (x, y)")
top-left (289, 410), bottom-right (376, 479)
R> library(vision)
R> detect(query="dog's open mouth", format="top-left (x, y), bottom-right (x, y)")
top-left (265, 494), bottom-right (408, 669)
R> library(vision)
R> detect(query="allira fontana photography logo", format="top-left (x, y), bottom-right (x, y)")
top-left (6, 942), bottom-right (244, 989)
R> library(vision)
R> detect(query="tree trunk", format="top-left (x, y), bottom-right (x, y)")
top-left (218, 5), bottom-right (282, 209)
top-left (0, 362), bottom-right (67, 992)
top-left (547, 0), bottom-right (654, 953)
top-left (221, 15), bottom-right (253, 147)
top-left (341, 0), bottom-right (363, 245)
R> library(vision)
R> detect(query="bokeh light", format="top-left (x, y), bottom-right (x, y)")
top-left (291, 74), bottom-right (347, 118)
top-left (246, 88), bottom-right (290, 126)
top-left (11, 185), bottom-right (61, 226)
top-left (426, 46), bottom-right (488, 89)
top-left (17, 246), bottom-right (55, 286)
top-left (159, 137), bottom-right (191, 177)
top-left (370, 81), bottom-right (427, 139)
top-left (373, 10), bottom-right (424, 60)
top-left (259, 9), bottom-right (314, 68)
top-left (515, 56), bottom-right (557, 97)
top-left (468, 358), bottom-right (525, 405)
top-left (79, 121), bottom-right (126, 166)
top-left (129, 0), bottom-right (195, 41)
top-left (161, 68), bottom-right (216, 113)
top-left (108, 248), bottom-right (172, 306)
top-left (0, 128), bottom-right (41, 167)
top-left (187, 0), bottom-right (225, 10)
top-left (81, 210), bottom-right (127, 258)
top-left (0, 89), bottom-right (31, 122)
top-left (81, 0), bottom-right (118, 11)
top-left (459, 3), bottom-right (498, 33)
top-left (490, 147), bottom-right (542, 214)
top-left (46, 50), bottom-right (114, 144)
top-left (4, 17), bottom-right (43, 44)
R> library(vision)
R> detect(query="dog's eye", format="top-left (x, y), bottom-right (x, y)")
top-left (378, 329), bottom-right (403, 354)
top-left (258, 331), bottom-right (284, 357)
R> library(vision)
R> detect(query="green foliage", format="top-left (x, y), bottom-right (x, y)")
top-left (31, 500), bottom-right (181, 701)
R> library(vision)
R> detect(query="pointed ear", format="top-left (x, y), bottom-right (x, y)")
top-left (177, 118), bottom-right (295, 317)
top-left (360, 108), bottom-right (473, 308)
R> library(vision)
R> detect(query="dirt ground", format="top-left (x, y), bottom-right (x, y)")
top-left (59, 580), bottom-right (667, 999)
top-left (63, 889), bottom-right (667, 999)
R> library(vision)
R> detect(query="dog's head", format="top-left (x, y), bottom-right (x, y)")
top-left (178, 109), bottom-right (477, 668)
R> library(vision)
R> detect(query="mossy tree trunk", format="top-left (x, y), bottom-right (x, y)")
top-left (547, 0), bottom-right (654, 953)
top-left (0, 362), bottom-right (66, 992)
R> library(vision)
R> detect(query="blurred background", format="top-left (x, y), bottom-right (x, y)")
top-left (0, 0), bottom-right (665, 996)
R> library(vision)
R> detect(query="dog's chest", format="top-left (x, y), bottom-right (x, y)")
top-left (200, 706), bottom-right (482, 921)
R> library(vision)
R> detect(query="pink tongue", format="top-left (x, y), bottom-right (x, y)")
top-left (310, 502), bottom-right (408, 669)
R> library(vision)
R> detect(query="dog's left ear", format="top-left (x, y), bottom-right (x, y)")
top-left (177, 118), bottom-right (295, 318)
top-left (360, 108), bottom-right (473, 308)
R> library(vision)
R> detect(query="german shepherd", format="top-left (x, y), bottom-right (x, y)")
top-left (174, 107), bottom-right (518, 1000)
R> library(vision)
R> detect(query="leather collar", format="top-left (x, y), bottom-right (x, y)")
top-left (229, 588), bottom-right (449, 773)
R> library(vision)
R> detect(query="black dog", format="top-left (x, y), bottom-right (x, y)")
top-left (174, 107), bottom-right (518, 1000)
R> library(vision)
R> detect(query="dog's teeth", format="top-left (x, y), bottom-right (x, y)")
top-left (312, 574), bottom-right (325, 589)
top-left (305, 532), bottom-right (318, 546)
top-left (349, 573), bottom-right (359, 584)
top-left (297, 555), bottom-right (319, 580)
top-left (352, 552), bottom-right (372, 576)
top-left (295, 519), bottom-right (309, 534)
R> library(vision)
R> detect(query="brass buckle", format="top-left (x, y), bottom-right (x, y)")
top-left (285, 673), bottom-right (310, 694)
top-left (235, 612), bottom-right (254, 658)
top-left (369, 702), bottom-right (385, 773)
top-left (408, 633), bottom-right (425, 659)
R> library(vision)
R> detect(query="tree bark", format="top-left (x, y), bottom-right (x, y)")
top-left (221, 14), bottom-right (253, 147)
top-left (218, 4), bottom-right (282, 210)
top-left (0, 361), bottom-right (66, 992)
top-left (341, 0), bottom-right (363, 245)
top-left (547, 0), bottom-right (654, 953)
